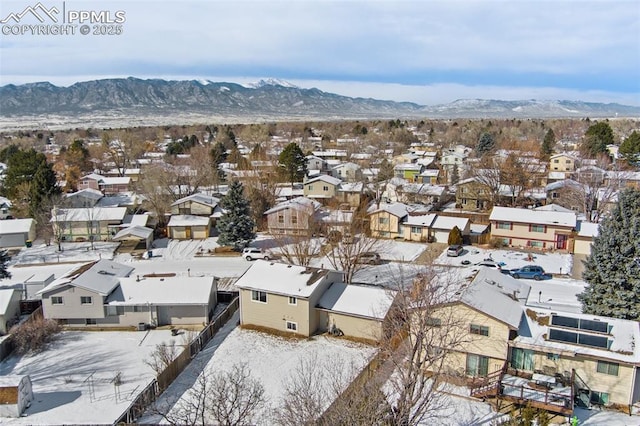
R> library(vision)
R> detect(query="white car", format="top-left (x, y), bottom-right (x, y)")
top-left (242, 247), bottom-right (270, 261)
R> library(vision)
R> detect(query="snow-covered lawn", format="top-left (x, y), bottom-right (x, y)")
top-left (144, 317), bottom-right (377, 424)
top-left (434, 245), bottom-right (573, 275)
top-left (0, 329), bottom-right (178, 425)
top-left (377, 240), bottom-right (427, 262)
top-left (9, 241), bottom-right (119, 266)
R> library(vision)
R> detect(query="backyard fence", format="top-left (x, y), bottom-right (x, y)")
top-left (113, 297), bottom-right (239, 425)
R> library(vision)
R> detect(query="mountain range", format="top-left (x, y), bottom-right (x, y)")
top-left (0, 77), bottom-right (638, 130)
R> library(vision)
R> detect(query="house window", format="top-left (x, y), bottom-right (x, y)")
top-left (134, 305), bottom-right (145, 313)
top-left (510, 348), bottom-right (534, 371)
top-left (323, 186), bottom-right (329, 191)
top-left (251, 290), bottom-right (267, 303)
top-left (470, 324), bottom-right (489, 336)
top-left (466, 354), bottom-right (489, 377)
top-left (546, 353), bottom-right (560, 361)
top-left (596, 361), bottom-right (619, 376)
top-left (286, 321), bottom-right (297, 331)
top-left (51, 296), bottom-right (63, 305)
top-left (590, 391), bottom-right (609, 405)
top-left (378, 217), bottom-right (389, 225)
top-left (288, 296), bottom-right (297, 305)
top-left (291, 216), bottom-right (298, 224)
top-left (117, 306), bottom-right (125, 315)
top-left (85, 318), bottom-right (97, 325)
top-left (528, 241), bottom-right (544, 248)
top-left (278, 215), bottom-right (284, 223)
top-left (80, 296), bottom-right (92, 305)
top-left (426, 317), bottom-right (442, 327)
top-left (530, 224), bottom-right (545, 233)
top-left (496, 222), bottom-right (511, 230)
top-left (179, 208), bottom-right (190, 214)
top-left (308, 185), bottom-right (313, 190)
top-left (554, 159), bottom-right (559, 163)
top-left (462, 198), bottom-right (468, 204)
top-left (411, 226), bottom-right (421, 234)
top-left (552, 192), bottom-right (559, 198)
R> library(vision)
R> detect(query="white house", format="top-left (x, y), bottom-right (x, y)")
top-left (0, 219), bottom-right (36, 248)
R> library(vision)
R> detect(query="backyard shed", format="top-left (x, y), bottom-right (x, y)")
top-left (0, 375), bottom-right (33, 417)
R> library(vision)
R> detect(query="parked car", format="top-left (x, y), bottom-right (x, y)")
top-left (359, 252), bottom-right (382, 265)
top-left (242, 247), bottom-right (270, 261)
top-left (447, 245), bottom-right (463, 257)
top-left (475, 260), bottom-right (511, 274)
top-left (509, 265), bottom-right (550, 280)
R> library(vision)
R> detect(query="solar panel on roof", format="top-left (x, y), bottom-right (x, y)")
top-left (578, 333), bottom-right (609, 349)
top-left (549, 328), bottom-right (578, 344)
top-left (551, 315), bottom-right (609, 334)
top-left (551, 315), bottom-right (579, 329)
top-left (579, 319), bottom-right (609, 333)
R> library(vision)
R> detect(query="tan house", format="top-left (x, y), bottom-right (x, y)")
top-left (549, 153), bottom-right (579, 172)
top-left (489, 206), bottom-right (577, 250)
top-left (574, 221), bottom-right (599, 256)
top-left (78, 173), bottom-right (131, 195)
top-left (235, 261), bottom-right (394, 341)
top-left (303, 175), bottom-right (342, 202)
top-left (263, 197), bottom-right (321, 236)
top-left (331, 162), bottom-right (363, 183)
top-left (39, 259), bottom-right (217, 328)
top-left (456, 178), bottom-right (492, 212)
top-left (367, 203), bottom-right (410, 239)
top-left (51, 207), bottom-right (127, 242)
top-left (167, 215), bottom-right (212, 240)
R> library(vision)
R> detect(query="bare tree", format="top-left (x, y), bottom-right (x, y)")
top-left (136, 162), bottom-right (174, 228)
top-left (159, 363), bottom-right (266, 426)
top-left (268, 203), bottom-right (324, 267)
top-left (145, 341), bottom-right (179, 375)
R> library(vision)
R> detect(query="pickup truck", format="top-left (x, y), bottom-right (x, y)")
top-left (508, 265), bottom-right (550, 280)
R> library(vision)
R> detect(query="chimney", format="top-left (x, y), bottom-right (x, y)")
top-left (136, 275), bottom-right (140, 282)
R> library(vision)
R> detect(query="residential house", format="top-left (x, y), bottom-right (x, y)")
top-left (396, 183), bottom-right (446, 206)
top-left (235, 261), bottom-right (394, 341)
top-left (112, 226), bottom-right (154, 250)
top-left (263, 197), bottom-right (322, 236)
top-left (39, 259), bottom-right (217, 328)
top-left (170, 193), bottom-right (224, 233)
top-left (303, 175), bottom-right (342, 202)
top-left (167, 215), bottom-right (212, 240)
top-left (403, 213), bottom-right (437, 242)
top-left (549, 153), bottom-right (579, 172)
top-left (78, 173), bottom-right (131, 195)
top-left (336, 182), bottom-right (368, 209)
top-left (429, 215), bottom-right (471, 243)
top-left (440, 152), bottom-right (467, 184)
top-left (0, 219), bottom-right (36, 248)
top-left (368, 203), bottom-right (410, 239)
top-left (0, 196), bottom-right (12, 219)
top-left (51, 207), bottom-right (127, 242)
top-left (394, 163), bottom-right (423, 182)
top-left (0, 288), bottom-right (22, 334)
top-left (456, 178), bottom-right (493, 212)
top-left (416, 169), bottom-right (440, 185)
top-left (66, 188), bottom-right (103, 208)
top-left (605, 171), bottom-right (640, 189)
top-left (331, 162), bottom-right (363, 183)
top-left (489, 206), bottom-right (577, 250)
top-left (573, 166), bottom-right (606, 186)
top-left (305, 155), bottom-right (328, 173)
top-left (22, 272), bottom-right (55, 300)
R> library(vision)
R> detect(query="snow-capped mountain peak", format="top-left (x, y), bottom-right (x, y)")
top-left (245, 78), bottom-right (299, 89)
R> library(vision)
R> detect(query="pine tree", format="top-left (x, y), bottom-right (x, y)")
top-left (447, 226), bottom-right (463, 246)
top-left (619, 131), bottom-right (640, 166)
top-left (578, 188), bottom-right (640, 319)
top-left (541, 129), bottom-right (555, 159)
top-left (278, 143), bottom-right (307, 185)
top-left (216, 181), bottom-right (256, 250)
top-left (476, 132), bottom-right (495, 156)
top-left (0, 250), bottom-right (11, 279)
top-left (583, 122), bottom-right (614, 157)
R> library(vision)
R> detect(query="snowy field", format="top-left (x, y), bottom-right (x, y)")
top-left (434, 245), bottom-right (573, 275)
top-left (142, 314), bottom-right (377, 424)
top-left (0, 329), bottom-right (178, 425)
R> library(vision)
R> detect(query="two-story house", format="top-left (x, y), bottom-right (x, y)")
top-left (489, 206), bottom-right (577, 250)
top-left (303, 175), bottom-right (342, 203)
top-left (263, 197), bottom-right (322, 236)
top-left (51, 207), bottom-right (128, 242)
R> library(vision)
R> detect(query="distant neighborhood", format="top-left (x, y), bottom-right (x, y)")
top-left (0, 117), bottom-right (639, 425)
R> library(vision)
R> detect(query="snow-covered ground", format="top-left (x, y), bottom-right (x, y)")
top-left (0, 329), bottom-right (178, 425)
top-left (9, 241), bottom-right (119, 266)
top-left (434, 245), bottom-right (573, 275)
top-left (142, 316), bottom-right (377, 424)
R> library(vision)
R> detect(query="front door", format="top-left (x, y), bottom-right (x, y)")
top-left (556, 234), bottom-right (568, 250)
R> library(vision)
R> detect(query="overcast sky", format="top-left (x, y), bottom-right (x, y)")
top-left (1, 0), bottom-right (639, 105)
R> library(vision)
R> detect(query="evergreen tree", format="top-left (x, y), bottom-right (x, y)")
top-left (278, 143), bottom-right (307, 185)
top-left (476, 132), bottom-right (495, 156)
top-left (377, 159), bottom-right (394, 182)
top-left (578, 188), bottom-right (640, 320)
top-left (447, 226), bottom-right (463, 246)
top-left (583, 122), bottom-right (614, 157)
top-left (0, 250), bottom-right (11, 279)
top-left (30, 161), bottom-right (61, 217)
top-left (450, 164), bottom-right (460, 185)
top-left (541, 129), bottom-right (555, 159)
top-left (619, 131), bottom-right (640, 166)
top-left (216, 181), bottom-right (256, 250)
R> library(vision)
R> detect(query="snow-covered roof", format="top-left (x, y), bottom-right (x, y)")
top-left (576, 221), bottom-right (600, 238)
top-left (52, 207), bottom-right (127, 222)
top-left (264, 197), bottom-right (320, 215)
top-left (431, 215), bottom-right (469, 231)
top-left (305, 175), bottom-right (342, 186)
top-left (368, 202), bottom-right (410, 219)
top-left (0, 218), bottom-right (33, 235)
top-left (399, 184), bottom-right (445, 196)
top-left (171, 193), bottom-right (220, 208)
top-left (39, 259), bottom-right (134, 297)
top-left (338, 182), bottom-right (364, 192)
top-left (67, 188), bottom-right (103, 200)
top-left (320, 209), bottom-right (353, 224)
top-left (470, 223), bottom-right (489, 234)
top-left (234, 260), bottom-right (339, 298)
top-left (0, 288), bottom-right (19, 315)
top-left (405, 214), bottom-right (437, 227)
top-left (418, 169), bottom-right (439, 177)
top-left (0, 196), bottom-right (11, 207)
top-left (123, 214), bottom-right (151, 227)
top-left (515, 308), bottom-right (640, 364)
top-left (534, 204), bottom-right (574, 213)
top-left (108, 276), bottom-right (215, 305)
top-left (461, 268), bottom-right (530, 329)
top-left (394, 163), bottom-right (422, 171)
top-left (112, 225), bottom-right (153, 240)
top-left (317, 282), bottom-right (395, 320)
top-left (545, 179), bottom-right (580, 191)
top-left (167, 215), bottom-right (211, 227)
top-left (489, 206), bottom-right (577, 228)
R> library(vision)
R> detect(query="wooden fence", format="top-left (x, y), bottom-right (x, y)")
top-left (113, 297), bottom-right (239, 425)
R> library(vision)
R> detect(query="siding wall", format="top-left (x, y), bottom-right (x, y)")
top-left (369, 212), bottom-right (401, 238)
top-left (490, 222), bottom-right (572, 249)
top-left (42, 286), bottom-right (106, 320)
top-left (318, 311), bottom-right (382, 341)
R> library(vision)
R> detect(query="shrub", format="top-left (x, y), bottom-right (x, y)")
top-left (488, 237), bottom-right (506, 249)
top-left (10, 317), bottom-right (61, 354)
